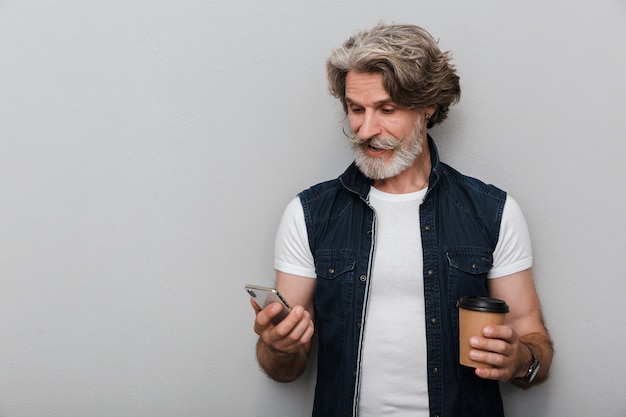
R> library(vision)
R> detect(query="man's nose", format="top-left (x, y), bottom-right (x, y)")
top-left (356, 111), bottom-right (382, 140)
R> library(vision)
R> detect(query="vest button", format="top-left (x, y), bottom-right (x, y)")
top-left (328, 267), bottom-right (335, 274)
top-left (430, 317), bottom-right (438, 325)
top-left (424, 224), bottom-right (432, 231)
top-left (356, 322), bottom-right (362, 328)
top-left (432, 367), bottom-right (439, 374)
top-left (427, 269), bottom-right (435, 277)
top-left (359, 274), bottom-right (367, 282)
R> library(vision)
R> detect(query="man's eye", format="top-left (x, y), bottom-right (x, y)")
top-left (350, 107), bottom-right (364, 114)
top-left (381, 107), bottom-right (396, 114)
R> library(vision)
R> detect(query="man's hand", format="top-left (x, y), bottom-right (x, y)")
top-left (252, 299), bottom-right (314, 355)
top-left (251, 299), bottom-right (314, 382)
top-left (468, 324), bottom-right (531, 381)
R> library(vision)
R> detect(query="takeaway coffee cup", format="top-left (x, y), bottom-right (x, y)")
top-left (457, 296), bottom-right (509, 368)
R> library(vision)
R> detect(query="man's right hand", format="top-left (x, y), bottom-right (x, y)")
top-left (251, 299), bottom-right (314, 382)
top-left (252, 272), bottom-right (316, 382)
top-left (252, 300), bottom-right (314, 356)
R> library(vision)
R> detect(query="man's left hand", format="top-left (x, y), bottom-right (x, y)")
top-left (468, 324), bottom-right (531, 381)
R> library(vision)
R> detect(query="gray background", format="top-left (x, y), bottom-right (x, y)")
top-left (1, 0), bottom-right (625, 416)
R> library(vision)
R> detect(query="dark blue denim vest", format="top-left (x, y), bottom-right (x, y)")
top-left (298, 137), bottom-right (507, 417)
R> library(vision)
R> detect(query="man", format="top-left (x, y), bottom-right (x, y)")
top-left (251, 23), bottom-right (553, 417)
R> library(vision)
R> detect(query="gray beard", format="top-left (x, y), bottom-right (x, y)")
top-left (348, 123), bottom-right (424, 180)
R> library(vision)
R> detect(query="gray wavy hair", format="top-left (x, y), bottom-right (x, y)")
top-left (326, 23), bottom-right (461, 128)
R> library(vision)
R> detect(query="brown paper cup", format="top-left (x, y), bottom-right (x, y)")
top-left (457, 296), bottom-right (509, 368)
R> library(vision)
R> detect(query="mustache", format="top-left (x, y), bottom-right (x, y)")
top-left (346, 131), bottom-right (403, 150)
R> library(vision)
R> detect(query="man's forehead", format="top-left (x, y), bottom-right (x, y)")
top-left (345, 72), bottom-right (392, 105)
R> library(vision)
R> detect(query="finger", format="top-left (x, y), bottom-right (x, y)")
top-left (255, 302), bottom-right (288, 329)
top-left (482, 325), bottom-right (514, 342)
top-left (269, 307), bottom-right (314, 352)
top-left (475, 366), bottom-right (509, 381)
top-left (273, 305), bottom-right (307, 338)
top-left (255, 304), bottom-right (301, 343)
top-left (283, 310), bottom-right (314, 345)
top-left (469, 336), bottom-right (509, 356)
top-left (250, 298), bottom-right (262, 313)
top-left (253, 303), bottom-right (282, 334)
top-left (469, 346), bottom-right (508, 367)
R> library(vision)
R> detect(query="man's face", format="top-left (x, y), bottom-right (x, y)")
top-left (344, 71), bottom-right (428, 180)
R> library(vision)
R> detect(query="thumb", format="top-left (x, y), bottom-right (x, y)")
top-left (249, 298), bottom-right (262, 314)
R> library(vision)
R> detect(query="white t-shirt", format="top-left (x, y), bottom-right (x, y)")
top-left (274, 186), bottom-right (533, 416)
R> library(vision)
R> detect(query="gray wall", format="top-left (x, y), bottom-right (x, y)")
top-left (1, 0), bottom-right (625, 416)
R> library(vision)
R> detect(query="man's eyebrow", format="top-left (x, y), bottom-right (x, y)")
top-left (345, 97), bottom-right (396, 106)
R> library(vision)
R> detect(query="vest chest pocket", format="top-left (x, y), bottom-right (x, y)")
top-left (447, 249), bottom-right (493, 274)
top-left (446, 248), bottom-right (493, 301)
top-left (314, 250), bottom-right (356, 320)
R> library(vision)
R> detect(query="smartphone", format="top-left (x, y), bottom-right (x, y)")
top-left (245, 284), bottom-right (291, 324)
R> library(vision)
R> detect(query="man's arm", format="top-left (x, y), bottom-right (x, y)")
top-left (468, 268), bottom-right (554, 387)
top-left (252, 271), bottom-right (316, 382)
